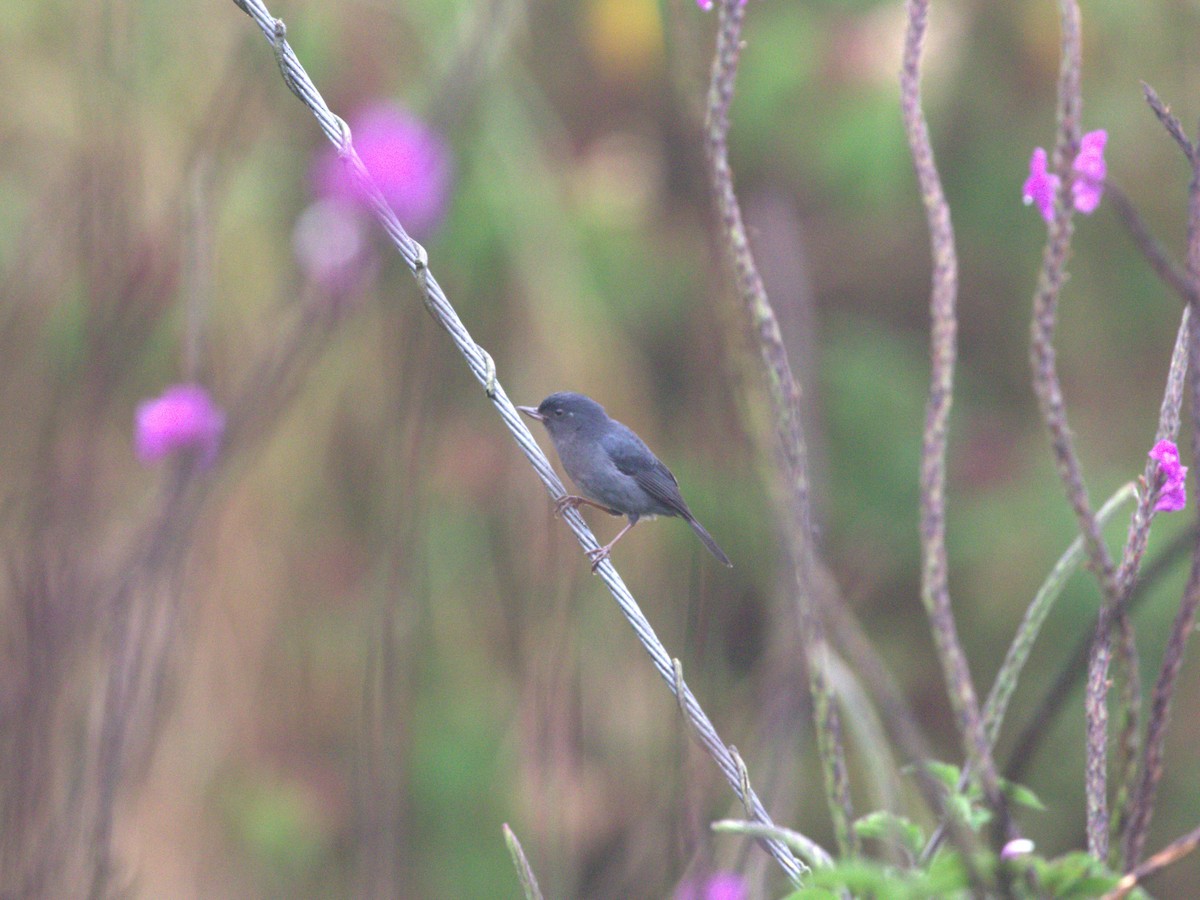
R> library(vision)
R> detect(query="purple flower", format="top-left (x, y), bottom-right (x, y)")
top-left (696, 0), bottom-right (713, 8)
top-left (1071, 129), bottom-right (1107, 214)
top-left (1149, 439), bottom-right (1187, 512)
top-left (1024, 130), bottom-right (1108, 222)
top-left (313, 103), bottom-right (453, 239)
top-left (135, 383), bottom-right (226, 467)
top-left (1000, 838), bottom-right (1035, 861)
top-left (675, 871), bottom-right (747, 900)
top-left (1022, 147), bottom-right (1060, 223)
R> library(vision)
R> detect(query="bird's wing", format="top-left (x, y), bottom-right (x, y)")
top-left (604, 427), bottom-right (691, 517)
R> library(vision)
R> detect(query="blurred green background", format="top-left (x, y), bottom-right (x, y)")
top-left (2, 0), bottom-right (1200, 896)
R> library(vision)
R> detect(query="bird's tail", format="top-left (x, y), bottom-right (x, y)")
top-left (685, 515), bottom-right (733, 567)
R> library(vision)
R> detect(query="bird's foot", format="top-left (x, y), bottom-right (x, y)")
top-left (554, 495), bottom-right (587, 517)
top-left (586, 546), bottom-right (612, 572)
top-left (554, 495), bottom-right (621, 518)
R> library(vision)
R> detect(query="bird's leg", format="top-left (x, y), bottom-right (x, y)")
top-left (554, 495), bottom-right (621, 518)
top-left (586, 519), bottom-right (639, 572)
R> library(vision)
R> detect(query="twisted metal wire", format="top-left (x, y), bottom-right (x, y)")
top-left (230, 0), bottom-right (806, 883)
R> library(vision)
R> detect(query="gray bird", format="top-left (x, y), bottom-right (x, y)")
top-left (519, 392), bottom-right (732, 570)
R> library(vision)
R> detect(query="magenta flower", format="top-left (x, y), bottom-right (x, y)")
top-left (1149, 439), bottom-right (1187, 512)
top-left (135, 383), bottom-right (226, 467)
top-left (1023, 130), bottom-right (1108, 222)
top-left (1071, 129), bottom-right (1107, 214)
top-left (1022, 147), bottom-right (1060, 223)
top-left (313, 103), bottom-right (453, 239)
top-left (675, 871), bottom-right (747, 900)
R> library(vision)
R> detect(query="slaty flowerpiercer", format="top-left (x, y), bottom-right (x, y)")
top-left (519, 392), bottom-right (732, 571)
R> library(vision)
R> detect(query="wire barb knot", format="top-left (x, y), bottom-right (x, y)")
top-left (673, 658), bottom-right (688, 720)
top-left (412, 242), bottom-right (433, 303)
top-left (731, 745), bottom-right (753, 817)
top-left (480, 348), bottom-right (497, 397)
top-left (333, 116), bottom-right (353, 158)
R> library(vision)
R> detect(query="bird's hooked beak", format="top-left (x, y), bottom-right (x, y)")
top-left (517, 405), bottom-right (545, 421)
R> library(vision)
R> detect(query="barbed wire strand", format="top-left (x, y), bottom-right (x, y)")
top-left (229, 0), bottom-right (806, 884)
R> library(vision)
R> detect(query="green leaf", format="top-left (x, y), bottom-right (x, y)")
top-left (926, 849), bottom-right (973, 894)
top-left (1059, 876), bottom-right (1124, 898)
top-left (966, 805), bottom-right (993, 833)
top-left (780, 889), bottom-right (839, 900)
top-left (947, 794), bottom-right (975, 828)
top-left (1035, 852), bottom-right (1121, 897)
top-left (999, 777), bottom-right (1047, 812)
top-left (853, 811), bottom-right (926, 858)
top-left (910, 759), bottom-right (963, 791)
top-left (805, 860), bottom-right (902, 895)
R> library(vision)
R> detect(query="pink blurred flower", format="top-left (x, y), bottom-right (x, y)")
top-left (135, 383), bottom-right (225, 467)
top-left (1000, 837), bottom-right (1035, 860)
top-left (675, 871), bottom-right (747, 900)
top-left (1149, 439), bottom-right (1187, 512)
top-left (313, 103), bottom-right (452, 239)
top-left (1071, 129), bottom-right (1107, 214)
top-left (293, 198), bottom-right (376, 294)
top-left (1022, 147), bottom-right (1060, 223)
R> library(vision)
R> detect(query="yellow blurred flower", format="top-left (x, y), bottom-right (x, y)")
top-left (585, 0), bottom-right (663, 82)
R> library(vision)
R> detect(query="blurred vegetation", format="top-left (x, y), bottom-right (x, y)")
top-left (2, 0), bottom-right (1200, 896)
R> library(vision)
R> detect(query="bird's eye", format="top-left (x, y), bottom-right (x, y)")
top-left (555, 409), bottom-right (564, 417)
